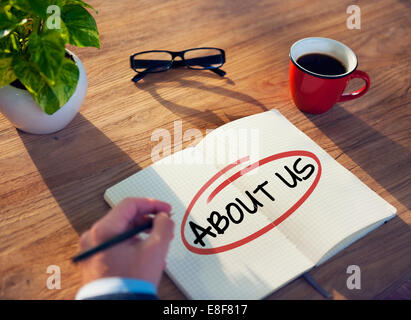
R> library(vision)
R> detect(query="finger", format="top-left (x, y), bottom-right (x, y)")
top-left (93, 198), bottom-right (172, 241)
top-left (141, 215), bottom-right (156, 234)
top-left (79, 230), bottom-right (91, 250)
top-left (147, 212), bottom-right (175, 248)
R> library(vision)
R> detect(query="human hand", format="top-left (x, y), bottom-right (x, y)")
top-left (78, 198), bottom-right (174, 287)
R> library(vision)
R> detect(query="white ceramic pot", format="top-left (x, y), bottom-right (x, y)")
top-left (0, 50), bottom-right (87, 134)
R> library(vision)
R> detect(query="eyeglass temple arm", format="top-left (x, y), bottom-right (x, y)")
top-left (182, 55), bottom-right (226, 76)
top-left (132, 73), bottom-right (146, 82)
top-left (210, 68), bottom-right (226, 77)
top-left (132, 66), bottom-right (159, 82)
top-left (171, 57), bottom-right (225, 76)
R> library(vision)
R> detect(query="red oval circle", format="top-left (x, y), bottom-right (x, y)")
top-left (181, 150), bottom-right (322, 254)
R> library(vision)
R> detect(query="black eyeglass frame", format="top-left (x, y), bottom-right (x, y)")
top-left (130, 47), bottom-right (226, 82)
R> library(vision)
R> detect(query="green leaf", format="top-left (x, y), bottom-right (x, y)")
top-left (12, 55), bottom-right (79, 114)
top-left (62, 5), bottom-right (100, 48)
top-left (12, 55), bottom-right (59, 112)
top-left (50, 58), bottom-right (79, 107)
top-left (10, 0), bottom-right (32, 14)
top-left (0, 57), bottom-right (17, 87)
top-left (13, 0), bottom-right (64, 18)
top-left (63, 0), bottom-right (97, 13)
top-left (35, 83), bottom-right (62, 114)
top-left (42, 16), bottom-right (70, 44)
top-left (28, 30), bottom-right (65, 84)
top-left (12, 55), bottom-right (46, 94)
top-left (0, 35), bottom-right (15, 55)
top-left (0, 12), bottom-right (28, 38)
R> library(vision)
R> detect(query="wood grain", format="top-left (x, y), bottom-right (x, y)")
top-left (0, 0), bottom-right (410, 299)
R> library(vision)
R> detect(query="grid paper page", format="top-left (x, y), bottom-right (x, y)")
top-left (104, 109), bottom-right (396, 298)
top-left (197, 110), bottom-right (396, 264)
top-left (105, 147), bottom-right (313, 299)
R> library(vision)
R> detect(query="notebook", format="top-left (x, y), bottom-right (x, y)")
top-left (104, 109), bottom-right (396, 299)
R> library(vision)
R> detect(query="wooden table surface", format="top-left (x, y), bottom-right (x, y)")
top-left (0, 0), bottom-right (410, 300)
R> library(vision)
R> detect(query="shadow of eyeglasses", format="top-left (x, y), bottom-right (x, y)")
top-left (133, 68), bottom-right (269, 127)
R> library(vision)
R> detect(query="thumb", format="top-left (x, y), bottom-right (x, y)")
top-left (147, 212), bottom-right (175, 247)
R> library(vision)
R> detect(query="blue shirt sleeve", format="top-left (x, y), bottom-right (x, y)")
top-left (75, 277), bottom-right (157, 300)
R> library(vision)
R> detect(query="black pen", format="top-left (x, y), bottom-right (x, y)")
top-left (72, 220), bottom-right (153, 263)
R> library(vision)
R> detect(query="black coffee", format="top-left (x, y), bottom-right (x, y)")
top-left (296, 53), bottom-right (346, 76)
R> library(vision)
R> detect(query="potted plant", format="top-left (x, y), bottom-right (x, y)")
top-left (0, 0), bottom-right (100, 134)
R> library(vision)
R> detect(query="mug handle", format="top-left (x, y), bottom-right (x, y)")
top-left (338, 70), bottom-right (370, 102)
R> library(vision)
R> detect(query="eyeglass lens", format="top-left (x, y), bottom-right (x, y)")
top-left (132, 49), bottom-right (223, 73)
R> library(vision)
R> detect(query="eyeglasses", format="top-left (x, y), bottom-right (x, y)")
top-left (130, 47), bottom-right (226, 82)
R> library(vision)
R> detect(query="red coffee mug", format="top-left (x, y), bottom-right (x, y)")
top-left (289, 37), bottom-right (370, 114)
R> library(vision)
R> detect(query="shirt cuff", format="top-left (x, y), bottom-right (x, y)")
top-left (75, 277), bottom-right (157, 300)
